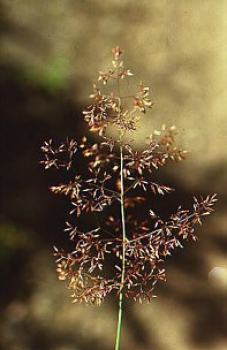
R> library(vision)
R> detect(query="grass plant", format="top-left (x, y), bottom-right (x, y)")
top-left (41, 47), bottom-right (217, 350)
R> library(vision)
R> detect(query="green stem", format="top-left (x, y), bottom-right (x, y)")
top-left (115, 141), bottom-right (127, 350)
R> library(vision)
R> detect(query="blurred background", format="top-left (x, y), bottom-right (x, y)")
top-left (1, 1), bottom-right (227, 349)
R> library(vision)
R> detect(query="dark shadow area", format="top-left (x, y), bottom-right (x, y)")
top-left (186, 292), bottom-right (227, 347)
top-left (0, 61), bottom-right (84, 237)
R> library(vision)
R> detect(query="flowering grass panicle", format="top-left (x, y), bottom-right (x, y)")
top-left (41, 47), bottom-right (217, 349)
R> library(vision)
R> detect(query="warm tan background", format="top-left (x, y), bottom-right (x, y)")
top-left (1, 1), bottom-right (227, 349)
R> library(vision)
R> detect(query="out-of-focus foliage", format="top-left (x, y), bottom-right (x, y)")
top-left (0, 222), bottom-right (27, 261)
top-left (21, 56), bottom-right (69, 92)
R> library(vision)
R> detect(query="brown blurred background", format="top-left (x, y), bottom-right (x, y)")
top-left (1, 1), bottom-right (227, 349)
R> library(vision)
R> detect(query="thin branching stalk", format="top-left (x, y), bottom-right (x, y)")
top-left (115, 137), bottom-right (127, 350)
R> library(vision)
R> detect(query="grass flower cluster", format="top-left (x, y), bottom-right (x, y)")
top-left (41, 47), bottom-right (217, 350)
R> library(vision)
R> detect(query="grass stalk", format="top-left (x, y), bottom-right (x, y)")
top-left (114, 142), bottom-right (127, 350)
